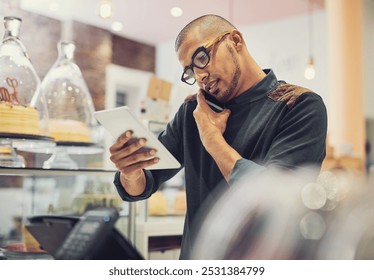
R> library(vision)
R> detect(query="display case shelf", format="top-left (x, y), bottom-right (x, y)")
top-left (0, 166), bottom-right (116, 176)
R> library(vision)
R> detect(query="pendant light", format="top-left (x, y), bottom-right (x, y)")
top-left (98, 0), bottom-right (112, 19)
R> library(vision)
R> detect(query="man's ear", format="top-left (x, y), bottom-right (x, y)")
top-left (230, 30), bottom-right (244, 50)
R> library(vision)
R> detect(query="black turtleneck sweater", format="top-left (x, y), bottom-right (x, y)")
top-left (113, 69), bottom-right (327, 259)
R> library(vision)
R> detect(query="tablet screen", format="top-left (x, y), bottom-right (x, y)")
top-left (94, 106), bottom-right (181, 170)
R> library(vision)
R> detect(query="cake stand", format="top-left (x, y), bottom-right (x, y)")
top-left (18, 141), bottom-right (104, 169)
top-left (0, 133), bottom-right (56, 168)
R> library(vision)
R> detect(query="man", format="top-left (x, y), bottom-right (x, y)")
top-left (109, 14), bottom-right (327, 259)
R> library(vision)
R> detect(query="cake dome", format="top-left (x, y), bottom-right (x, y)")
top-left (0, 16), bottom-right (49, 137)
top-left (40, 41), bottom-right (101, 144)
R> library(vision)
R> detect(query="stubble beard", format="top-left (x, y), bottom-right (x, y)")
top-left (220, 44), bottom-right (241, 103)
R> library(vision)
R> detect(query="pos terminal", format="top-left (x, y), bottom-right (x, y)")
top-left (25, 207), bottom-right (143, 260)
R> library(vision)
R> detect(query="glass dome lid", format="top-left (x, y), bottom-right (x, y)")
top-left (0, 16), bottom-right (49, 137)
top-left (40, 41), bottom-right (101, 145)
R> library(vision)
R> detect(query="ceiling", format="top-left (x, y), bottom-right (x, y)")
top-left (19, 0), bottom-right (324, 45)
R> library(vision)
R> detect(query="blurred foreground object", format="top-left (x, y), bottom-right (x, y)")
top-left (191, 167), bottom-right (374, 259)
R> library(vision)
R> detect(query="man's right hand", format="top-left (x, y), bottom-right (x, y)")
top-left (109, 130), bottom-right (160, 181)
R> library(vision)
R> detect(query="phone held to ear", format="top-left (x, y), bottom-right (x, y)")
top-left (203, 91), bottom-right (224, 112)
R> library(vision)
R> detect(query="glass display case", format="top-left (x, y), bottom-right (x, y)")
top-left (40, 41), bottom-right (101, 145)
top-left (0, 165), bottom-right (185, 260)
top-left (0, 16), bottom-right (48, 136)
top-left (0, 167), bottom-right (124, 254)
top-left (0, 16), bottom-right (54, 168)
top-left (27, 40), bottom-right (105, 170)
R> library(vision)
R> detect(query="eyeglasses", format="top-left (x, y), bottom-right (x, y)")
top-left (181, 32), bottom-right (231, 85)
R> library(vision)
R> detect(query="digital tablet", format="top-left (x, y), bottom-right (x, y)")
top-left (94, 106), bottom-right (181, 170)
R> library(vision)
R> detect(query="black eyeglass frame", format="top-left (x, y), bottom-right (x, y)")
top-left (181, 32), bottom-right (231, 85)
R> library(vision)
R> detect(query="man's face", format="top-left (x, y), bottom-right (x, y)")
top-left (177, 30), bottom-right (241, 103)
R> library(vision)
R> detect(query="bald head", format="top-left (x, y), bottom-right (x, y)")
top-left (175, 14), bottom-right (236, 52)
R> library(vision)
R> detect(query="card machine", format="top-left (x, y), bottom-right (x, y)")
top-left (54, 207), bottom-right (118, 260)
top-left (26, 207), bottom-right (143, 260)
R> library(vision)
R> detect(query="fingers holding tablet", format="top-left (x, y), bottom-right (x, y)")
top-left (94, 106), bottom-right (181, 170)
top-left (109, 130), bottom-right (160, 173)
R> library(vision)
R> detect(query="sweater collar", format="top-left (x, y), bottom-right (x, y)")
top-left (226, 69), bottom-right (278, 108)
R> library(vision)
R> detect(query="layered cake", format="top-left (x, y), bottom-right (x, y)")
top-left (48, 119), bottom-right (92, 143)
top-left (148, 191), bottom-right (168, 216)
top-left (173, 191), bottom-right (187, 215)
top-left (0, 102), bottom-right (40, 135)
top-left (148, 190), bottom-right (186, 216)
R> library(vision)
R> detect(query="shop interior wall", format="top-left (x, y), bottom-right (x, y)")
top-left (364, 0), bottom-right (374, 164)
top-left (364, 0), bottom-right (374, 121)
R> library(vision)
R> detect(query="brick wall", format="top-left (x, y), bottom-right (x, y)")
top-left (112, 35), bottom-right (155, 72)
top-left (72, 22), bottom-right (112, 111)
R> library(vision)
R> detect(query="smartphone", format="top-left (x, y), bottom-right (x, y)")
top-left (203, 91), bottom-right (224, 112)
